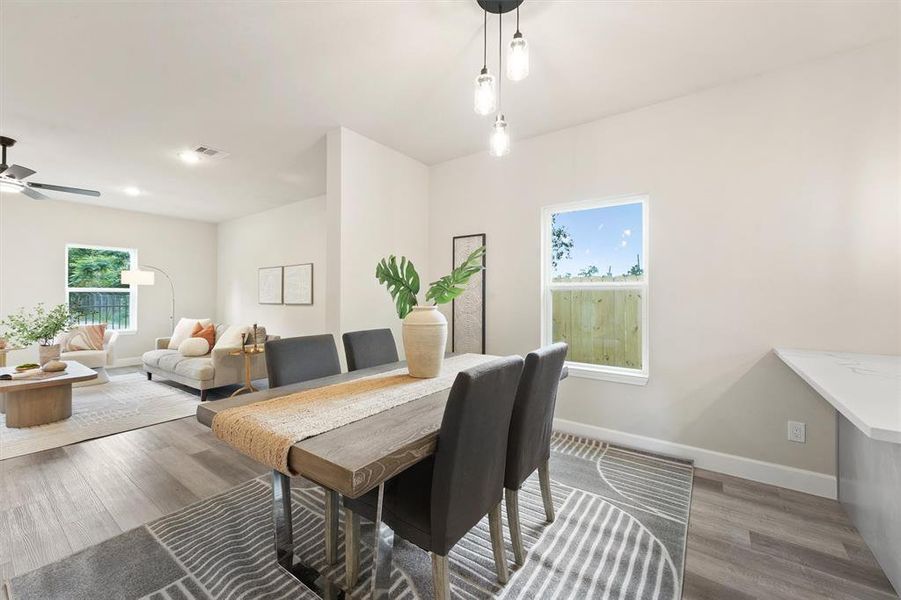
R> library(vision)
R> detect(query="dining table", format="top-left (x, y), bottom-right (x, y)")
top-left (196, 357), bottom-right (567, 600)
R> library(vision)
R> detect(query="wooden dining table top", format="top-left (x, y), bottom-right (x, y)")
top-left (197, 358), bottom-right (567, 499)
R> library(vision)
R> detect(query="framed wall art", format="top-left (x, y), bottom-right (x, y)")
top-left (451, 233), bottom-right (486, 354)
top-left (284, 263), bottom-right (314, 305)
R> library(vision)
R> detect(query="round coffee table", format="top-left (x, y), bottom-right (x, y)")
top-left (0, 361), bottom-right (98, 427)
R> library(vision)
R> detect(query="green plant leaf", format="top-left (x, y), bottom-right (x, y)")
top-left (375, 255), bottom-right (420, 319)
top-left (426, 245), bottom-right (486, 305)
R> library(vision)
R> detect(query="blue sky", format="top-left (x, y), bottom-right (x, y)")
top-left (553, 202), bottom-right (643, 277)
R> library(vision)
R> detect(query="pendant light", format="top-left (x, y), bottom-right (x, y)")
top-left (489, 10), bottom-right (510, 157)
top-left (474, 9), bottom-right (497, 116)
top-left (507, 6), bottom-right (529, 81)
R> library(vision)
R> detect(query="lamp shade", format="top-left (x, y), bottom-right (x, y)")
top-left (121, 269), bottom-right (155, 286)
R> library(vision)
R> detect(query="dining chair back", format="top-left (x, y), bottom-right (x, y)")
top-left (342, 328), bottom-right (399, 372)
top-left (503, 342), bottom-right (568, 565)
top-left (342, 355), bottom-right (524, 598)
top-left (264, 334), bottom-right (341, 388)
top-left (431, 354), bottom-right (524, 555)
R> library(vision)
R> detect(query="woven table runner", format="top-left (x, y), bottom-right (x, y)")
top-left (212, 353), bottom-right (497, 474)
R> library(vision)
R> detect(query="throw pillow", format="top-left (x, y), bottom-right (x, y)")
top-left (169, 318), bottom-right (212, 349)
top-left (178, 337), bottom-right (210, 357)
top-left (213, 324), bottom-right (251, 350)
top-left (192, 322), bottom-right (216, 347)
top-left (65, 324), bottom-right (106, 351)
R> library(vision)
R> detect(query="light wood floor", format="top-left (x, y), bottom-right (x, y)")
top-left (1, 368), bottom-right (897, 599)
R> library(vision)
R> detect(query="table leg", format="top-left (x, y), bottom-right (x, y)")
top-left (371, 482), bottom-right (396, 599)
top-left (271, 471), bottom-right (344, 599)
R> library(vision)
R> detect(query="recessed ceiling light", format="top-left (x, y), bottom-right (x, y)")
top-left (178, 150), bottom-right (201, 164)
top-left (123, 186), bottom-right (141, 196)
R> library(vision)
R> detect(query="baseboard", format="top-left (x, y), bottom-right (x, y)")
top-left (553, 418), bottom-right (837, 499)
top-left (112, 356), bottom-right (142, 368)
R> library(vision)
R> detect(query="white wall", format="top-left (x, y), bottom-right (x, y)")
top-left (327, 128), bottom-right (430, 355)
top-left (428, 41), bottom-right (899, 478)
top-left (0, 194), bottom-right (218, 362)
top-left (216, 195), bottom-right (327, 337)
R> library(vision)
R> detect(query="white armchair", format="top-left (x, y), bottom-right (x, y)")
top-left (61, 329), bottom-right (119, 385)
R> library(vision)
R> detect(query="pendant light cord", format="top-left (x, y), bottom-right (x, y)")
top-left (483, 9), bottom-right (488, 69)
top-left (516, 5), bottom-right (520, 34)
top-left (497, 9), bottom-right (502, 113)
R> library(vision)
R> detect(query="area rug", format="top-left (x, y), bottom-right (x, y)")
top-left (0, 372), bottom-right (199, 460)
top-left (5, 433), bottom-right (693, 599)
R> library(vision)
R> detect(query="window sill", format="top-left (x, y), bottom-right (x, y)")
top-left (112, 329), bottom-right (137, 336)
top-left (565, 362), bottom-right (648, 386)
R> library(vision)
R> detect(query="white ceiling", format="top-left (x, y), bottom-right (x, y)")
top-left (1, 1), bottom-right (896, 222)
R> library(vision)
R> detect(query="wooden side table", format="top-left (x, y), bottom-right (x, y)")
top-left (228, 344), bottom-right (265, 396)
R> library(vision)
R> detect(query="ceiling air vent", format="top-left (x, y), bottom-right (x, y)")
top-left (193, 145), bottom-right (229, 160)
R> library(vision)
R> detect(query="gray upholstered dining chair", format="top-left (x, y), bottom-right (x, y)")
top-left (264, 334), bottom-right (341, 388)
top-left (342, 328), bottom-right (399, 372)
top-left (343, 356), bottom-right (524, 598)
top-left (504, 342), bottom-right (568, 565)
top-left (263, 333), bottom-right (343, 565)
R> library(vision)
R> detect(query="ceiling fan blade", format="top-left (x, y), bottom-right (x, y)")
top-left (27, 182), bottom-right (101, 197)
top-left (3, 165), bottom-right (36, 180)
top-left (21, 186), bottom-right (49, 200)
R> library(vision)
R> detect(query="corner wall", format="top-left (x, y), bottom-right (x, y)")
top-left (427, 40), bottom-right (899, 488)
top-left (216, 195), bottom-right (328, 337)
top-left (327, 128), bottom-right (430, 356)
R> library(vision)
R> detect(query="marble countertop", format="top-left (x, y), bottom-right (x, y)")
top-left (775, 349), bottom-right (901, 444)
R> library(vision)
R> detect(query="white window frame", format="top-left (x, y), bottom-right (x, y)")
top-left (540, 194), bottom-right (650, 385)
top-left (65, 243), bottom-right (138, 334)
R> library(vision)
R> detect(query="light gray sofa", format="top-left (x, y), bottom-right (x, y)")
top-left (142, 325), bottom-right (278, 401)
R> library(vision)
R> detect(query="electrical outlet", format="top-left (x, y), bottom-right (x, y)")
top-left (788, 421), bottom-right (806, 443)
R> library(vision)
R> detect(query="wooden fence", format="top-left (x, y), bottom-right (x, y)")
top-left (551, 288), bottom-right (642, 369)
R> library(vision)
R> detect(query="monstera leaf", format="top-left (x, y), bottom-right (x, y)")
top-left (375, 255), bottom-right (420, 319)
top-left (425, 246), bottom-right (486, 305)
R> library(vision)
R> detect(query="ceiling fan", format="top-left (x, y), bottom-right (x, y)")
top-left (0, 136), bottom-right (101, 199)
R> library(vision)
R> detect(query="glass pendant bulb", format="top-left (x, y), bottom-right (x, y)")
top-left (489, 114), bottom-right (510, 157)
top-left (474, 67), bottom-right (497, 116)
top-left (507, 31), bottom-right (529, 81)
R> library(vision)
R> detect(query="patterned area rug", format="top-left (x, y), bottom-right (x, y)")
top-left (0, 372), bottom-right (199, 460)
top-left (5, 433), bottom-right (693, 599)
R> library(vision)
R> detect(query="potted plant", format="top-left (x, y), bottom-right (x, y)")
top-left (0, 303), bottom-right (79, 365)
top-left (376, 246), bottom-right (485, 378)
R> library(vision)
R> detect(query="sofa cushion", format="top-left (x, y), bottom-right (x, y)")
top-left (173, 357), bottom-right (214, 381)
top-left (214, 324), bottom-right (250, 350)
top-left (169, 318), bottom-right (212, 350)
top-left (178, 337), bottom-right (210, 357)
top-left (142, 349), bottom-right (178, 368)
top-left (60, 349), bottom-right (107, 369)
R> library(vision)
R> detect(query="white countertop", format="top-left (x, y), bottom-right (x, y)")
top-left (775, 349), bottom-right (901, 444)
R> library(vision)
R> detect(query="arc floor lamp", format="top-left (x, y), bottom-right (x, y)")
top-left (120, 265), bottom-right (175, 334)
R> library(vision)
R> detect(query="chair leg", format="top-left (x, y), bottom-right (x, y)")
top-left (431, 553), bottom-right (451, 600)
top-left (505, 488), bottom-right (525, 566)
top-left (539, 460), bottom-right (555, 522)
top-left (200, 388), bottom-right (208, 402)
top-left (324, 489), bottom-right (339, 565)
top-left (146, 372), bottom-right (152, 381)
top-left (344, 509), bottom-right (360, 588)
top-left (488, 502), bottom-right (509, 584)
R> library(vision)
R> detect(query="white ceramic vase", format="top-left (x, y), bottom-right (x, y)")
top-left (38, 343), bottom-right (61, 366)
top-left (402, 306), bottom-right (448, 378)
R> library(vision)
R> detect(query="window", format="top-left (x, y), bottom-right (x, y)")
top-left (66, 244), bottom-right (137, 332)
top-left (541, 195), bottom-right (649, 384)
